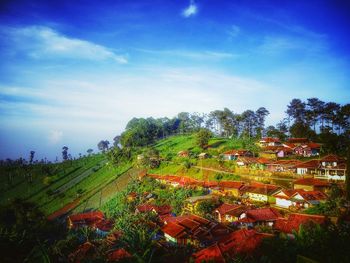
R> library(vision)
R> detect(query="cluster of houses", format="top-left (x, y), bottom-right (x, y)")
top-left (147, 174), bottom-right (330, 210)
top-left (66, 187), bottom-right (329, 262)
top-left (222, 150), bottom-right (346, 182)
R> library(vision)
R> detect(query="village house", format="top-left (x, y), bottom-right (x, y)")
top-left (241, 183), bottom-right (281, 203)
top-left (261, 146), bottom-right (294, 159)
top-left (215, 203), bottom-right (247, 223)
top-left (258, 137), bottom-right (282, 147)
top-left (238, 207), bottom-right (281, 228)
top-left (67, 211), bottom-right (114, 235)
top-left (222, 149), bottom-right (253, 161)
top-left (210, 181), bottom-right (244, 197)
top-left (293, 178), bottom-right (330, 192)
top-left (235, 157), bottom-right (271, 170)
top-left (274, 213), bottom-right (327, 235)
top-left (286, 138), bottom-right (309, 145)
top-left (192, 229), bottom-right (272, 263)
top-left (295, 160), bottom-right (319, 175)
top-left (316, 154), bottom-right (347, 181)
top-left (295, 155), bottom-right (346, 181)
top-left (294, 142), bottom-right (321, 157)
top-left (161, 214), bottom-right (231, 247)
top-left (273, 189), bottom-right (328, 209)
top-left (265, 159), bottom-right (301, 173)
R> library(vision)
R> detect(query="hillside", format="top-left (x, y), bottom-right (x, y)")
top-left (0, 154), bottom-right (132, 216)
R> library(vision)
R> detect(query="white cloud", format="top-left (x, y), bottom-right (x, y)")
top-left (48, 130), bottom-right (63, 145)
top-left (3, 26), bottom-right (127, 63)
top-left (137, 48), bottom-right (237, 60)
top-left (228, 25), bottom-right (240, 38)
top-left (258, 35), bottom-right (326, 55)
top-left (182, 0), bottom-right (198, 18)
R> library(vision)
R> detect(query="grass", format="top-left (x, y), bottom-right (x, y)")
top-left (0, 155), bottom-right (105, 205)
top-left (40, 163), bottom-right (131, 215)
top-left (148, 162), bottom-right (240, 181)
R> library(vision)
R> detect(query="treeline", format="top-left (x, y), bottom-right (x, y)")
top-left (119, 107), bottom-right (270, 147)
top-left (266, 98), bottom-right (350, 153)
top-left (109, 98), bottom-right (349, 155)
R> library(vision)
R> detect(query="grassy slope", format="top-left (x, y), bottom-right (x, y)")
top-left (0, 154), bottom-right (132, 215)
top-left (150, 135), bottom-right (243, 181)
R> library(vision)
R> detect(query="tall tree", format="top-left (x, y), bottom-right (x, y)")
top-left (286, 99), bottom-right (306, 124)
top-left (29, 151), bottom-right (35, 164)
top-left (255, 107), bottom-right (270, 138)
top-left (97, 140), bottom-right (110, 152)
top-left (62, 146), bottom-right (68, 161)
top-left (196, 128), bottom-right (213, 149)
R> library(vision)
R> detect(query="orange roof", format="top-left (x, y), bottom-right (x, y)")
top-left (274, 213), bottom-right (326, 234)
top-left (192, 243), bottom-right (225, 263)
top-left (219, 181), bottom-right (244, 189)
top-left (216, 203), bottom-right (243, 215)
top-left (295, 160), bottom-right (320, 169)
top-left (244, 207), bottom-right (281, 222)
top-left (161, 222), bottom-right (186, 238)
top-left (193, 229), bottom-right (272, 262)
top-left (306, 142), bottom-right (321, 149)
top-left (260, 137), bottom-right (280, 143)
top-left (294, 190), bottom-right (328, 201)
top-left (68, 211), bottom-right (104, 223)
top-left (294, 178), bottom-right (329, 187)
top-left (108, 248), bottom-right (132, 262)
top-left (321, 154), bottom-right (344, 162)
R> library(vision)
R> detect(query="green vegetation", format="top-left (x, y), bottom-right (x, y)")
top-left (0, 154), bottom-right (131, 215)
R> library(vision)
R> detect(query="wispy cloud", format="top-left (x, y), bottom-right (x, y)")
top-left (182, 0), bottom-right (198, 18)
top-left (48, 130), bottom-right (63, 145)
top-left (228, 25), bottom-right (240, 38)
top-left (257, 35), bottom-right (327, 55)
top-left (136, 48), bottom-right (237, 60)
top-left (1, 26), bottom-right (128, 63)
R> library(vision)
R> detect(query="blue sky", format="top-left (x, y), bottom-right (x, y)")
top-left (0, 0), bottom-right (349, 161)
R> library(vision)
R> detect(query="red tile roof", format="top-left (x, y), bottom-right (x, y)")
top-left (161, 222), bottom-right (187, 238)
top-left (193, 229), bottom-right (272, 262)
top-left (108, 248), bottom-right (132, 262)
top-left (260, 137), bottom-right (280, 143)
top-left (295, 160), bottom-right (320, 169)
top-left (216, 203), bottom-right (244, 216)
top-left (192, 243), bottom-right (225, 263)
top-left (321, 154), bottom-right (343, 162)
top-left (274, 213), bottom-right (326, 234)
top-left (244, 207), bottom-right (281, 222)
top-left (219, 181), bottom-right (244, 189)
top-left (294, 178), bottom-right (329, 187)
top-left (294, 190), bottom-right (328, 201)
top-left (306, 142), bottom-right (321, 149)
